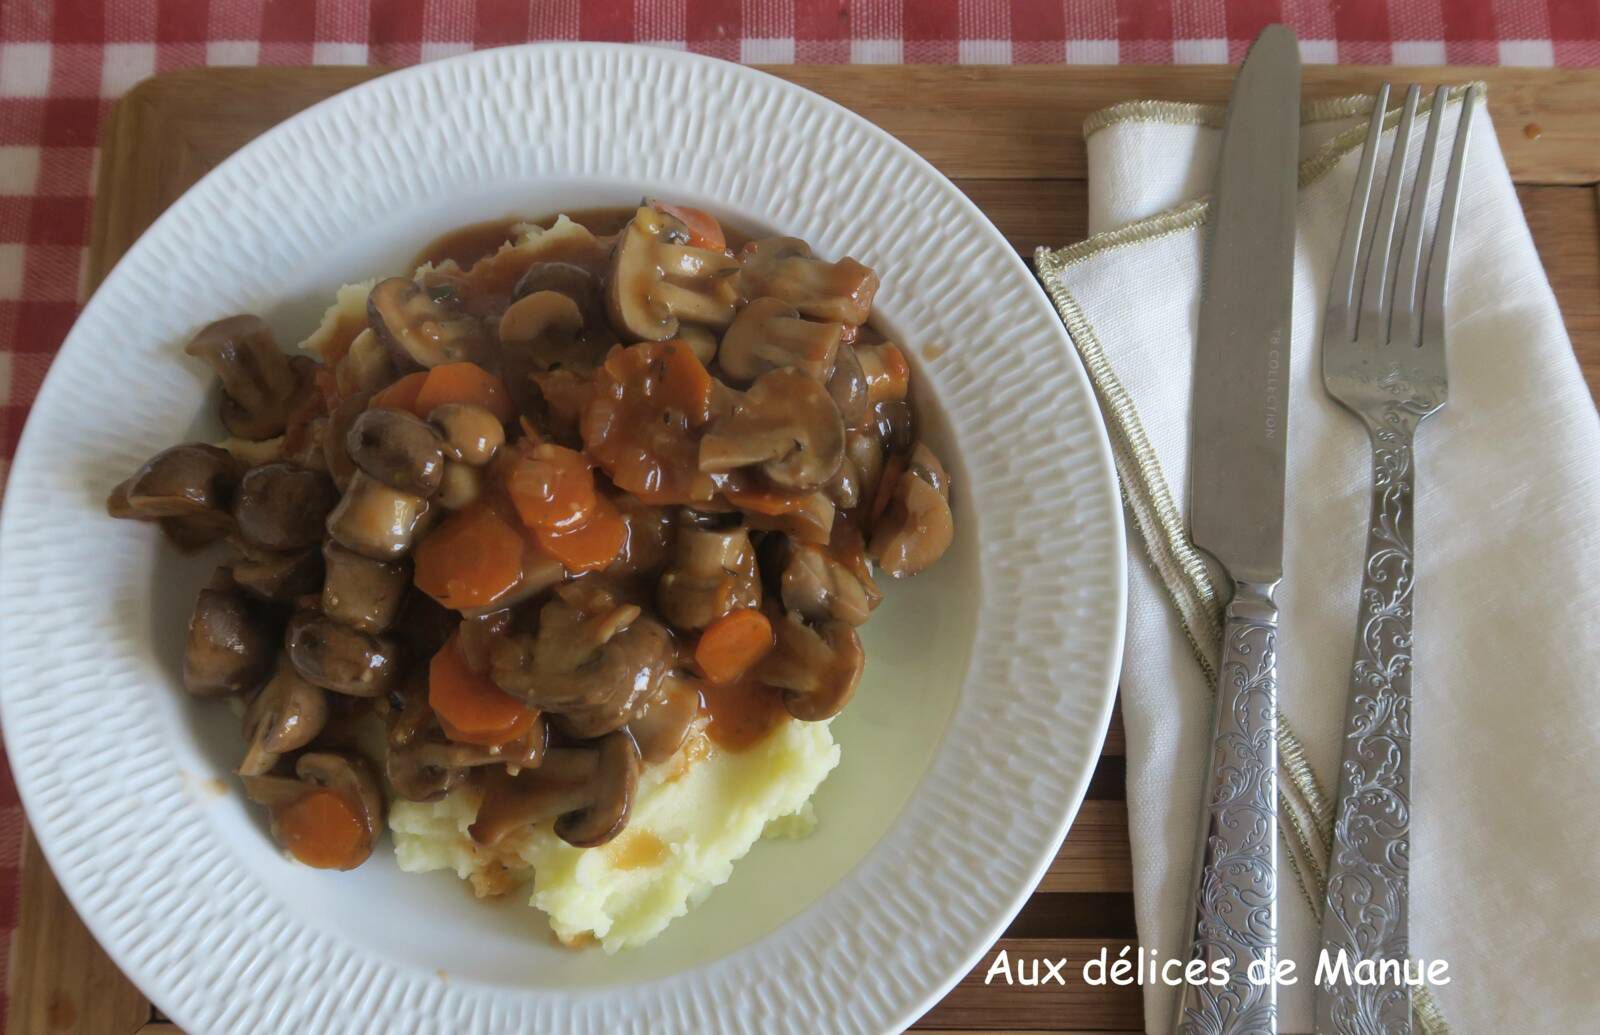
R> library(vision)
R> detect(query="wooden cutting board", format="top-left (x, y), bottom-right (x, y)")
top-left (12, 64), bottom-right (1600, 1035)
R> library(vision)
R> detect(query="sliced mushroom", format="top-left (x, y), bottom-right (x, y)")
top-left (628, 673), bottom-right (704, 764)
top-left (499, 289), bottom-right (582, 353)
top-left (321, 542), bottom-right (410, 634)
top-left (675, 323), bottom-right (719, 367)
top-left (781, 542), bottom-right (875, 626)
top-left (246, 752), bottom-right (384, 870)
top-left (183, 571), bottom-right (277, 696)
top-left (427, 404), bottom-right (504, 466)
top-left (607, 205), bottom-right (739, 341)
top-left (413, 716), bottom-right (548, 773)
top-left (757, 613), bottom-right (865, 721)
top-left (184, 315), bottom-right (304, 440)
top-left (844, 427), bottom-right (885, 505)
top-left (238, 655), bottom-right (329, 776)
top-left (334, 328), bottom-right (395, 398)
top-left (107, 443), bottom-right (241, 547)
top-left (368, 277), bottom-right (490, 370)
top-left (286, 608), bottom-right (399, 696)
top-left (873, 399), bottom-right (914, 456)
top-left (489, 597), bottom-right (672, 739)
top-left (385, 672), bottom-right (464, 802)
top-left (514, 261), bottom-right (603, 323)
top-left (738, 489), bottom-right (837, 546)
top-left (716, 297), bottom-right (842, 384)
top-left (228, 541), bottom-right (323, 602)
top-left (827, 344), bottom-right (871, 426)
top-left (469, 730), bottom-right (640, 849)
top-left (325, 471), bottom-right (431, 560)
top-left (824, 454), bottom-right (861, 509)
top-left (697, 368), bottom-right (845, 492)
top-left (737, 237), bottom-right (879, 326)
top-left (232, 462), bottom-right (340, 551)
top-left (868, 442), bottom-right (954, 578)
top-left (857, 342), bottom-right (910, 405)
top-left (385, 741), bottom-right (463, 803)
top-left (345, 408), bottom-right (445, 496)
top-left (655, 523), bottom-right (761, 632)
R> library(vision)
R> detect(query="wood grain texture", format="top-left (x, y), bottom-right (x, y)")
top-left (17, 64), bottom-right (1600, 1035)
top-left (8, 831), bottom-right (151, 1035)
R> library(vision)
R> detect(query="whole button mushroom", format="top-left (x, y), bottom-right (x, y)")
top-left (232, 462), bottom-right (340, 551)
top-left (325, 471), bottom-right (431, 560)
top-left (428, 404), bottom-right (504, 466)
top-left (321, 542), bottom-right (411, 634)
top-left (345, 408), bottom-right (446, 497)
top-left (227, 541), bottom-right (324, 603)
top-left (183, 570), bottom-right (277, 697)
top-left (286, 608), bottom-right (399, 697)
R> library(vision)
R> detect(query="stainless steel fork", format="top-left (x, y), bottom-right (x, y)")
top-left (1316, 82), bottom-right (1476, 1035)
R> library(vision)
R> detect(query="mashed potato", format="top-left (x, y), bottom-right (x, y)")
top-left (390, 718), bottom-right (839, 952)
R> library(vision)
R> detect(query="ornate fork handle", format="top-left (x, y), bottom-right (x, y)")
top-left (1317, 409), bottom-right (1419, 1034)
top-left (1175, 579), bottom-right (1279, 1035)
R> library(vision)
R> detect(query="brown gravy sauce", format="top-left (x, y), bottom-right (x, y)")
top-left (608, 828), bottom-right (670, 870)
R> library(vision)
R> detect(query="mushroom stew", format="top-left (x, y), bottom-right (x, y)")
top-left (109, 201), bottom-right (955, 871)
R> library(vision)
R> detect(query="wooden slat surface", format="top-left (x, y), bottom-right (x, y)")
top-left (15, 64), bottom-right (1600, 1035)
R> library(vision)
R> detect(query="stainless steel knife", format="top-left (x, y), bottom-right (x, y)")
top-left (1173, 24), bottom-right (1300, 1035)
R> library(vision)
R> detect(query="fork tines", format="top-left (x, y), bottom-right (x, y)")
top-left (1325, 82), bottom-right (1477, 355)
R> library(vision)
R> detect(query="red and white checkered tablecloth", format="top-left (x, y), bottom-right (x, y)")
top-left (1, 0), bottom-right (1596, 1026)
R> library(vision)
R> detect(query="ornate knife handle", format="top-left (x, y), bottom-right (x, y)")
top-left (1317, 416), bottom-right (1417, 1035)
top-left (1175, 579), bottom-right (1279, 1035)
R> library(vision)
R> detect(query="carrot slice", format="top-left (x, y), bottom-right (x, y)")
top-left (413, 502), bottom-right (526, 610)
top-left (581, 342), bottom-right (717, 504)
top-left (505, 444), bottom-right (596, 533)
top-left (429, 634), bottom-right (538, 747)
top-left (655, 202), bottom-right (726, 251)
top-left (536, 494), bottom-right (626, 573)
top-left (369, 371), bottom-right (428, 413)
top-left (414, 362), bottom-right (515, 423)
top-left (694, 608), bottom-right (775, 686)
top-left (274, 789), bottom-right (367, 870)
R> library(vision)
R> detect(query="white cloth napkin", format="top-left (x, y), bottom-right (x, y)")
top-left (1037, 90), bottom-right (1600, 1033)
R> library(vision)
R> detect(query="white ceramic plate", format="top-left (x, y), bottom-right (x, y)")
top-left (0, 45), bottom-right (1125, 1035)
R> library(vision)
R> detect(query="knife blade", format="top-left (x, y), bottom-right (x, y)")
top-left (1173, 24), bottom-right (1300, 1035)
